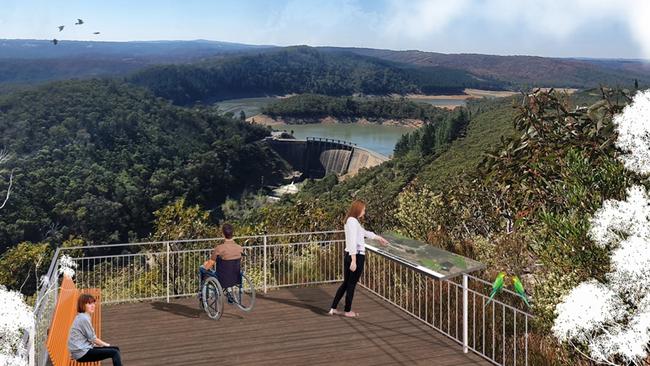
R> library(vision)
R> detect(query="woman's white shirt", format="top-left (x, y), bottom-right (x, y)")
top-left (344, 217), bottom-right (377, 255)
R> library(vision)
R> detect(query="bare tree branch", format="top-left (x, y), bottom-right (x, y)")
top-left (0, 168), bottom-right (14, 210)
top-left (0, 149), bottom-right (9, 165)
top-left (0, 149), bottom-right (14, 210)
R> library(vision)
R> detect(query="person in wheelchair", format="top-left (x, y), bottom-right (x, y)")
top-left (201, 223), bottom-right (243, 303)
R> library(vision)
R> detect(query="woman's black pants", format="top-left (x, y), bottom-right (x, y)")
top-left (77, 346), bottom-right (122, 366)
top-left (331, 253), bottom-right (365, 312)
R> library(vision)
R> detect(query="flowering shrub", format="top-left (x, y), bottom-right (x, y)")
top-left (0, 286), bottom-right (33, 366)
top-left (553, 90), bottom-right (650, 364)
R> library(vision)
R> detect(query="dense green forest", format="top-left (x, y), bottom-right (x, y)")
top-left (0, 79), bottom-right (288, 253)
top-left (261, 94), bottom-right (452, 122)
top-left (128, 47), bottom-right (506, 105)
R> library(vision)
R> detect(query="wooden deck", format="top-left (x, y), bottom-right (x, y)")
top-left (102, 284), bottom-right (490, 365)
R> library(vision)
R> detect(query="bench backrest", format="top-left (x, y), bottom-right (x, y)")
top-left (46, 276), bottom-right (101, 366)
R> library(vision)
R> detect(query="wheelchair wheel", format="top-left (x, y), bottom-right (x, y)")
top-left (233, 273), bottom-right (256, 312)
top-left (202, 277), bottom-right (224, 320)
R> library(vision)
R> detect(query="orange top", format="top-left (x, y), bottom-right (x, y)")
top-left (210, 239), bottom-right (243, 261)
top-left (203, 239), bottom-right (243, 268)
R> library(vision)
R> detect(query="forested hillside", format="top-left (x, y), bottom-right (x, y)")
top-left (261, 94), bottom-right (452, 123)
top-left (128, 47), bottom-right (506, 105)
top-left (333, 47), bottom-right (650, 88)
top-left (0, 79), bottom-right (288, 252)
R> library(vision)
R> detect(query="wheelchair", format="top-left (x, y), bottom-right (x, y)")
top-left (198, 257), bottom-right (256, 320)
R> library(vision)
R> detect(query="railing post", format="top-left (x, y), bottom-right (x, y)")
top-left (28, 323), bottom-right (34, 366)
top-left (462, 273), bottom-right (468, 353)
top-left (263, 235), bottom-right (268, 294)
top-left (166, 242), bottom-right (170, 303)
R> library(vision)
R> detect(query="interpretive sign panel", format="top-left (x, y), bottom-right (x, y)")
top-left (366, 231), bottom-right (485, 279)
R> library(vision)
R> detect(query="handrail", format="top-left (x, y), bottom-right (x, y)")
top-left (59, 230), bottom-right (345, 250)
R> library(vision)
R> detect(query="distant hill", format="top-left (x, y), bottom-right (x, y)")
top-left (1, 39), bottom-right (646, 95)
top-left (0, 39), bottom-right (268, 60)
top-left (128, 46), bottom-right (506, 104)
top-left (0, 39), bottom-right (272, 85)
top-left (322, 47), bottom-right (650, 88)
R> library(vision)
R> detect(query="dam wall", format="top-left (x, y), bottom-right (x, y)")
top-left (267, 137), bottom-right (388, 179)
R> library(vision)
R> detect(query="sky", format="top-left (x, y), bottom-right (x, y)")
top-left (1, 0), bottom-right (649, 59)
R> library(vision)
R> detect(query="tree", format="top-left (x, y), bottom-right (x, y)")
top-left (635, 79), bottom-right (639, 90)
top-left (0, 242), bottom-right (51, 295)
top-left (239, 110), bottom-right (246, 121)
top-left (553, 90), bottom-right (650, 365)
top-left (0, 149), bottom-right (13, 210)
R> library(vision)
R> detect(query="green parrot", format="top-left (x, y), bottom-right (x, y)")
top-left (484, 272), bottom-right (506, 308)
top-left (512, 276), bottom-right (531, 308)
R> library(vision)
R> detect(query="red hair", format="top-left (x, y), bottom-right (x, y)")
top-left (344, 200), bottom-right (366, 224)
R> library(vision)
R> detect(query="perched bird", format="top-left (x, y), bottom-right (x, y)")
top-left (75, 18), bottom-right (84, 25)
top-left (93, 31), bottom-right (100, 35)
top-left (57, 25), bottom-right (64, 31)
top-left (512, 276), bottom-right (531, 308)
top-left (51, 39), bottom-right (58, 45)
top-left (484, 272), bottom-right (506, 307)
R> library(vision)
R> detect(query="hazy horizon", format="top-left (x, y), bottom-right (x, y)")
top-left (2, 38), bottom-right (649, 62)
top-left (2, 0), bottom-right (649, 59)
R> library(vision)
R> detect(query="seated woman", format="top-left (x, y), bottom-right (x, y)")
top-left (202, 223), bottom-right (243, 289)
top-left (68, 294), bottom-right (122, 365)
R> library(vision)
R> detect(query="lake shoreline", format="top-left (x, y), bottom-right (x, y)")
top-left (248, 114), bottom-right (424, 128)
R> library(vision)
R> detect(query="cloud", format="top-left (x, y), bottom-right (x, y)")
top-left (626, 0), bottom-right (650, 59)
top-left (383, 0), bottom-right (650, 58)
top-left (258, 0), bottom-right (381, 47)
top-left (384, 0), bottom-right (470, 40)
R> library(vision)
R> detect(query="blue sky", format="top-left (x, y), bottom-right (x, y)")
top-left (1, 0), bottom-right (648, 59)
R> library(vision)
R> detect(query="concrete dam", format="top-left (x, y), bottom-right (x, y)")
top-left (267, 137), bottom-right (389, 179)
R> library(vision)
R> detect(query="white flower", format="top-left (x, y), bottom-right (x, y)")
top-left (589, 308), bottom-right (650, 363)
top-left (614, 89), bottom-right (650, 175)
top-left (0, 286), bottom-right (33, 366)
top-left (57, 254), bottom-right (77, 278)
top-left (588, 186), bottom-right (650, 247)
top-left (552, 280), bottom-right (626, 344)
top-left (608, 236), bottom-right (650, 299)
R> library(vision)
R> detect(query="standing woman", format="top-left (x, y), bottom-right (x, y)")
top-left (68, 294), bottom-right (122, 365)
top-left (329, 200), bottom-right (388, 317)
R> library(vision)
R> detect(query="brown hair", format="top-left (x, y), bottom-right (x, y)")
top-left (344, 200), bottom-right (366, 224)
top-left (77, 293), bottom-right (96, 313)
top-left (222, 223), bottom-right (234, 239)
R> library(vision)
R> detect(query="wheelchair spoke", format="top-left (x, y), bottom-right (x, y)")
top-left (201, 277), bottom-right (224, 320)
top-left (234, 273), bottom-right (255, 312)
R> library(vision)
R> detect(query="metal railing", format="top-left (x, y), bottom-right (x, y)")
top-left (31, 230), bottom-right (532, 366)
top-left (361, 246), bottom-right (533, 366)
top-left (62, 231), bottom-right (345, 304)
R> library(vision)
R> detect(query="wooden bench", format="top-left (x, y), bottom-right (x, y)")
top-left (46, 276), bottom-right (102, 366)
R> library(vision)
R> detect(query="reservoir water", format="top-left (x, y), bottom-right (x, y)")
top-left (216, 96), bottom-right (469, 157)
top-left (273, 123), bottom-right (414, 157)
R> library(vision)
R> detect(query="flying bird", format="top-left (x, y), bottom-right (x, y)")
top-left (512, 276), bottom-right (531, 308)
top-left (57, 25), bottom-right (64, 31)
top-left (484, 272), bottom-right (506, 307)
top-left (75, 18), bottom-right (84, 25)
top-left (51, 39), bottom-right (58, 45)
top-left (93, 32), bottom-right (100, 35)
